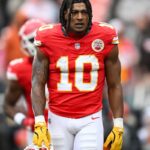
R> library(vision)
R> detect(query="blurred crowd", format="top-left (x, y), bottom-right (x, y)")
top-left (0, 0), bottom-right (150, 150)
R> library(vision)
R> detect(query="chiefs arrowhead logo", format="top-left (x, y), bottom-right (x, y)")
top-left (92, 39), bottom-right (104, 52)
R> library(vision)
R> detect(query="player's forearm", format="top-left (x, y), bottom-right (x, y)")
top-left (108, 84), bottom-right (124, 118)
top-left (31, 81), bottom-right (46, 116)
top-left (31, 48), bottom-right (49, 117)
top-left (3, 88), bottom-right (22, 118)
top-left (3, 103), bottom-right (16, 118)
top-left (4, 104), bottom-right (26, 124)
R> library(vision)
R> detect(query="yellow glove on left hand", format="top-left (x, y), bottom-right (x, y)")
top-left (104, 127), bottom-right (124, 150)
top-left (33, 122), bottom-right (51, 150)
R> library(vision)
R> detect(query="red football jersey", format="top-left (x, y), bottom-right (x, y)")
top-left (7, 57), bottom-right (34, 118)
top-left (34, 22), bottom-right (119, 118)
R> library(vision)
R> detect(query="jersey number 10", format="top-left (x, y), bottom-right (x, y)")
top-left (56, 55), bottom-right (99, 92)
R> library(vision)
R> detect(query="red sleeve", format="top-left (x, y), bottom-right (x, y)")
top-left (101, 23), bottom-right (119, 57)
top-left (34, 27), bottom-right (49, 57)
top-left (34, 24), bottom-right (55, 57)
top-left (6, 59), bottom-right (22, 80)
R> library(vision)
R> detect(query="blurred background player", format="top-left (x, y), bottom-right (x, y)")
top-left (3, 19), bottom-right (47, 148)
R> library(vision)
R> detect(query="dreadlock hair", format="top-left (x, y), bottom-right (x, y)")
top-left (60, 0), bottom-right (92, 34)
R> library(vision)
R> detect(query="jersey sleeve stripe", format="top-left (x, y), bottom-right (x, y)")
top-left (7, 72), bottom-right (18, 80)
top-left (112, 36), bottom-right (119, 44)
top-left (112, 40), bottom-right (119, 44)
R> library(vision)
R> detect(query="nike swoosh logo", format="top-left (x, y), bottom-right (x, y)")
top-left (91, 116), bottom-right (100, 120)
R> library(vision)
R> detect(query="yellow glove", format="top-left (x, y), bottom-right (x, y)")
top-left (33, 122), bottom-right (51, 150)
top-left (104, 127), bottom-right (124, 150)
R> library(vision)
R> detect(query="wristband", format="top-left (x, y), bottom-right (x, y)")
top-left (14, 112), bottom-right (26, 125)
top-left (35, 115), bottom-right (46, 124)
top-left (113, 118), bottom-right (123, 128)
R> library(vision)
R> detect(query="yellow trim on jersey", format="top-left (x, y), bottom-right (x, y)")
top-left (112, 40), bottom-right (119, 44)
top-left (112, 36), bottom-right (119, 44)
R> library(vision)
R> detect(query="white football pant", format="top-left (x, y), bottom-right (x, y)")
top-left (48, 110), bottom-right (104, 150)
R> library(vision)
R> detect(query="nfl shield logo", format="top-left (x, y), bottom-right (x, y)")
top-left (75, 43), bottom-right (80, 50)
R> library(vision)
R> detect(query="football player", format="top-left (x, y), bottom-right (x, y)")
top-left (3, 19), bottom-right (47, 145)
top-left (31, 0), bottom-right (124, 150)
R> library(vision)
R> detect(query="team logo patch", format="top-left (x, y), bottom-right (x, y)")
top-left (92, 39), bottom-right (104, 52)
top-left (75, 43), bottom-right (80, 50)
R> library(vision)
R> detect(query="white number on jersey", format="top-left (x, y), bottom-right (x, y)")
top-left (56, 55), bottom-right (99, 92)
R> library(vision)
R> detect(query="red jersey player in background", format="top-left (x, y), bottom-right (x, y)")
top-left (31, 0), bottom-right (124, 150)
top-left (3, 19), bottom-right (47, 146)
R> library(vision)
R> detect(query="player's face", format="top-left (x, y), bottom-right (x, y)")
top-left (67, 2), bottom-right (89, 33)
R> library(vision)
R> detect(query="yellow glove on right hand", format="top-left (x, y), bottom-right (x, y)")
top-left (104, 127), bottom-right (124, 150)
top-left (32, 122), bottom-right (51, 150)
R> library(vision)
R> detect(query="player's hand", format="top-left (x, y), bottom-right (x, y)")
top-left (104, 127), bottom-right (124, 150)
top-left (32, 122), bottom-right (51, 150)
